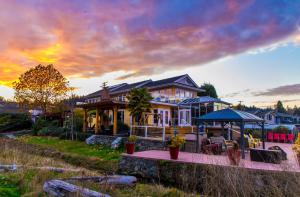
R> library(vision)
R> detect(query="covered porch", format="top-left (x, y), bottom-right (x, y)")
top-left (78, 100), bottom-right (127, 135)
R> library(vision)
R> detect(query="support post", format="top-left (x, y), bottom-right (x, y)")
top-left (162, 126), bottom-right (166, 141)
top-left (230, 123), bottom-right (233, 140)
top-left (145, 126), bottom-right (148, 138)
top-left (95, 108), bottom-right (100, 134)
top-left (262, 121), bottom-right (265, 149)
top-left (113, 106), bottom-right (118, 135)
top-left (240, 121), bottom-right (245, 159)
top-left (83, 109), bottom-right (87, 132)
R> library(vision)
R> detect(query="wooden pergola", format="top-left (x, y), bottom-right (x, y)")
top-left (196, 108), bottom-right (265, 159)
top-left (77, 100), bottom-right (127, 135)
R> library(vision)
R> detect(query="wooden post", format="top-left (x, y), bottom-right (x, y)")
top-left (83, 109), bottom-right (87, 132)
top-left (95, 107), bottom-right (100, 134)
top-left (113, 106), bottom-right (118, 135)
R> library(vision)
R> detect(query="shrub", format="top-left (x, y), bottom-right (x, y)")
top-left (32, 118), bottom-right (60, 135)
top-left (273, 126), bottom-right (289, 134)
top-left (37, 126), bottom-right (66, 137)
top-left (0, 113), bottom-right (32, 132)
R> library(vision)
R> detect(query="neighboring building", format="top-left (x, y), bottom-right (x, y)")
top-left (250, 109), bottom-right (300, 125)
top-left (77, 74), bottom-right (231, 135)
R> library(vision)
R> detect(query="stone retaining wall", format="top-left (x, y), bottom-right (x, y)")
top-left (86, 135), bottom-right (166, 151)
top-left (119, 154), bottom-right (300, 195)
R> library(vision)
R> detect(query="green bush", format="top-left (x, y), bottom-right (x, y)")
top-left (0, 113), bottom-right (32, 132)
top-left (273, 126), bottom-right (289, 134)
top-left (37, 126), bottom-right (66, 137)
top-left (32, 118), bottom-right (60, 135)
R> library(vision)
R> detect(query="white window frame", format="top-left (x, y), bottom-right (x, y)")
top-left (178, 109), bottom-right (191, 126)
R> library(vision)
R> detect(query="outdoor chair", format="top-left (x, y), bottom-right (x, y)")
top-left (267, 132), bottom-right (273, 142)
top-left (273, 133), bottom-right (280, 142)
top-left (248, 134), bottom-right (260, 148)
top-left (287, 134), bottom-right (295, 143)
top-left (279, 134), bottom-right (286, 143)
top-left (250, 148), bottom-right (282, 164)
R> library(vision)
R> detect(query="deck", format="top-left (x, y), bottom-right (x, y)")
top-left (124, 142), bottom-right (300, 173)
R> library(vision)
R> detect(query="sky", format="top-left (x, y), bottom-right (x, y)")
top-left (0, 0), bottom-right (300, 108)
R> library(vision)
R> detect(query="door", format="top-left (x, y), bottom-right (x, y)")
top-left (179, 109), bottom-right (191, 126)
top-left (156, 109), bottom-right (170, 126)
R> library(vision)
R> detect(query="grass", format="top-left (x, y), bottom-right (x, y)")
top-left (0, 140), bottom-right (196, 196)
top-left (0, 175), bottom-right (20, 197)
top-left (18, 136), bottom-right (123, 161)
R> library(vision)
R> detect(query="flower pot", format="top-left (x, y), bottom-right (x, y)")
top-left (126, 143), bottom-right (135, 154)
top-left (169, 146), bottom-right (179, 160)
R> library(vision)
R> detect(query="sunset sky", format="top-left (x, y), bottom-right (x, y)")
top-left (0, 0), bottom-right (300, 108)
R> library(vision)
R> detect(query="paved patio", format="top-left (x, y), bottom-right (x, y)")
top-left (125, 142), bottom-right (300, 172)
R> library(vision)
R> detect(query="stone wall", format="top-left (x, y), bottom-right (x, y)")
top-left (86, 135), bottom-right (166, 151)
top-left (119, 154), bottom-right (300, 195)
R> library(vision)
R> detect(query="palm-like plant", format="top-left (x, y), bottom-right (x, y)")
top-left (126, 88), bottom-right (153, 125)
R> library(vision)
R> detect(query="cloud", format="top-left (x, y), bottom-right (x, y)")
top-left (253, 84), bottom-right (300, 96)
top-left (0, 0), bottom-right (300, 86)
top-left (221, 89), bottom-right (251, 98)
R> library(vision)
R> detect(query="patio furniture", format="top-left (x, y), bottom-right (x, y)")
top-left (268, 146), bottom-right (287, 160)
top-left (248, 134), bottom-right (260, 148)
top-left (279, 134), bottom-right (286, 143)
top-left (267, 132), bottom-right (273, 142)
top-left (287, 134), bottom-right (295, 143)
top-left (250, 148), bottom-right (282, 164)
top-left (210, 136), bottom-right (226, 151)
top-left (273, 133), bottom-right (280, 142)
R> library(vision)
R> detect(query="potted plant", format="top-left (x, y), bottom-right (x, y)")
top-left (126, 135), bottom-right (137, 154)
top-left (168, 136), bottom-right (185, 160)
top-left (227, 141), bottom-right (241, 166)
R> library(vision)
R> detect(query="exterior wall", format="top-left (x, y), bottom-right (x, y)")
top-left (123, 109), bottom-right (131, 126)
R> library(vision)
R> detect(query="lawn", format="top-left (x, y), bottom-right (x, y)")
top-left (18, 136), bottom-right (123, 161)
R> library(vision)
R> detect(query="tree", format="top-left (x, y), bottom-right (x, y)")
top-left (293, 106), bottom-right (300, 116)
top-left (126, 88), bottom-right (153, 125)
top-left (13, 64), bottom-right (70, 113)
top-left (198, 83), bottom-right (218, 98)
top-left (276, 100), bottom-right (286, 113)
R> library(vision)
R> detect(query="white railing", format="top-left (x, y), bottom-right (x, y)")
top-left (130, 125), bottom-right (166, 141)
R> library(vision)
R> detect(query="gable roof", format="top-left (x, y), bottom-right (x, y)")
top-left (86, 74), bottom-right (203, 99)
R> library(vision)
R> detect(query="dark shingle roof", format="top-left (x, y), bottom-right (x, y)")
top-left (86, 74), bottom-right (203, 99)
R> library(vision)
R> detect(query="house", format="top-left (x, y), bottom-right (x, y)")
top-left (77, 74), bottom-right (230, 135)
top-left (251, 109), bottom-right (299, 125)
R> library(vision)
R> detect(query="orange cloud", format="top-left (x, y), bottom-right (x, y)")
top-left (0, 0), bottom-right (299, 87)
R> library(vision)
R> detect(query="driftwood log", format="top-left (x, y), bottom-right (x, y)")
top-left (65, 175), bottom-right (137, 186)
top-left (43, 179), bottom-right (111, 197)
top-left (0, 164), bottom-right (80, 173)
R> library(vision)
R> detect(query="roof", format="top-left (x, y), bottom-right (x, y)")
top-left (197, 108), bottom-right (264, 123)
top-left (179, 96), bottom-right (231, 105)
top-left (86, 74), bottom-right (204, 99)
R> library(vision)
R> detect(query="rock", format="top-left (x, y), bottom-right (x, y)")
top-left (43, 179), bottom-right (110, 197)
top-left (111, 137), bottom-right (123, 149)
top-left (0, 164), bottom-right (18, 171)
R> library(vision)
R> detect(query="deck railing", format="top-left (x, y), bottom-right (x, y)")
top-left (130, 125), bottom-right (166, 141)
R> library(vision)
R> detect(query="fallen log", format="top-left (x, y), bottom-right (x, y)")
top-left (65, 175), bottom-right (137, 186)
top-left (43, 179), bottom-right (110, 197)
top-left (0, 164), bottom-right (18, 171)
top-left (0, 164), bottom-right (80, 173)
